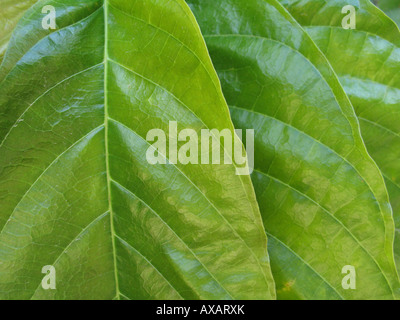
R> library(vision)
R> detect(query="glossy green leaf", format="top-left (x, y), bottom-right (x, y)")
top-left (0, 0), bottom-right (275, 300)
top-left (187, 0), bottom-right (400, 299)
top-left (279, 0), bottom-right (400, 289)
top-left (0, 0), bottom-right (38, 64)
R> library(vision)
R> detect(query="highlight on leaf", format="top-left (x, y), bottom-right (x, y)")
top-left (0, 0), bottom-right (275, 300)
top-left (1, 0), bottom-right (400, 301)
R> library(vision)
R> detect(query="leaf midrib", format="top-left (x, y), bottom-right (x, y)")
top-left (103, 0), bottom-right (121, 300)
top-left (1, 0), bottom-right (272, 300)
top-left (101, 27), bottom-right (268, 296)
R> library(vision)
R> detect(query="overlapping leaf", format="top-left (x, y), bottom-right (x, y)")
top-left (0, 0), bottom-right (275, 299)
top-left (0, 0), bottom-right (38, 64)
top-left (376, 0), bottom-right (400, 26)
top-left (279, 0), bottom-right (400, 285)
top-left (187, 0), bottom-right (400, 299)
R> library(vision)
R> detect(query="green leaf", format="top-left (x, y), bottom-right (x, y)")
top-left (0, 0), bottom-right (38, 64)
top-left (0, 0), bottom-right (275, 300)
top-left (279, 0), bottom-right (400, 290)
top-left (376, 0), bottom-right (400, 27)
top-left (187, 0), bottom-right (400, 299)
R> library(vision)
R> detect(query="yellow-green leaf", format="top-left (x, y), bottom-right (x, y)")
top-left (0, 0), bottom-right (275, 300)
top-left (187, 0), bottom-right (400, 299)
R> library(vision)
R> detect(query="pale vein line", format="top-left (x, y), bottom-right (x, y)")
top-left (118, 292), bottom-right (130, 300)
top-left (105, 57), bottom-right (271, 285)
top-left (0, 63), bottom-right (103, 150)
top-left (2, 3), bottom-right (275, 299)
top-left (266, 232), bottom-right (344, 300)
top-left (382, 173), bottom-right (400, 192)
top-left (110, 178), bottom-right (233, 299)
top-left (0, 5), bottom-right (104, 85)
top-left (103, 0), bottom-right (121, 301)
top-left (359, 117), bottom-right (400, 140)
top-left (108, 1), bottom-right (221, 94)
top-left (230, 105), bottom-right (384, 217)
top-left (30, 211), bottom-right (110, 299)
top-left (204, 33), bottom-right (390, 207)
top-left (114, 234), bottom-right (185, 300)
top-left (254, 168), bottom-right (394, 297)
top-left (107, 58), bottom-right (242, 171)
top-left (108, 116), bottom-right (270, 290)
top-left (0, 125), bottom-right (104, 237)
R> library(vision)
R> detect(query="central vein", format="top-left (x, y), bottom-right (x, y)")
top-left (103, 0), bottom-right (121, 299)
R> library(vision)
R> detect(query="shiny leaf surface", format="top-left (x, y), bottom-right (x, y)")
top-left (0, 0), bottom-right (275, 300)
top-left (280, 0), bottom-right (400, 287)
top-left (187, 0), bottom-right (400, 299)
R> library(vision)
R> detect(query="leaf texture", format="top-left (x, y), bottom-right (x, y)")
top-left (0, 0), bottom-right (38, 63)
top-left (279, 0), bottom-right (400, 289)
top-left (376, 0), bottom-right (400, 27)
top-left (0, 0), bottom-right (275, 300)
top-left (187, 0), bottom-right (400, 299)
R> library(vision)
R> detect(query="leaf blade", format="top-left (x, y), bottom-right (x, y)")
top-left (279, 0), bottom-right (400, 291)
top-left (187, 0), bottom-right (399, 299)
top-left (0, 0), bottom-right (275, 300)
top-left (0, 0), bottom-right (38, 64)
